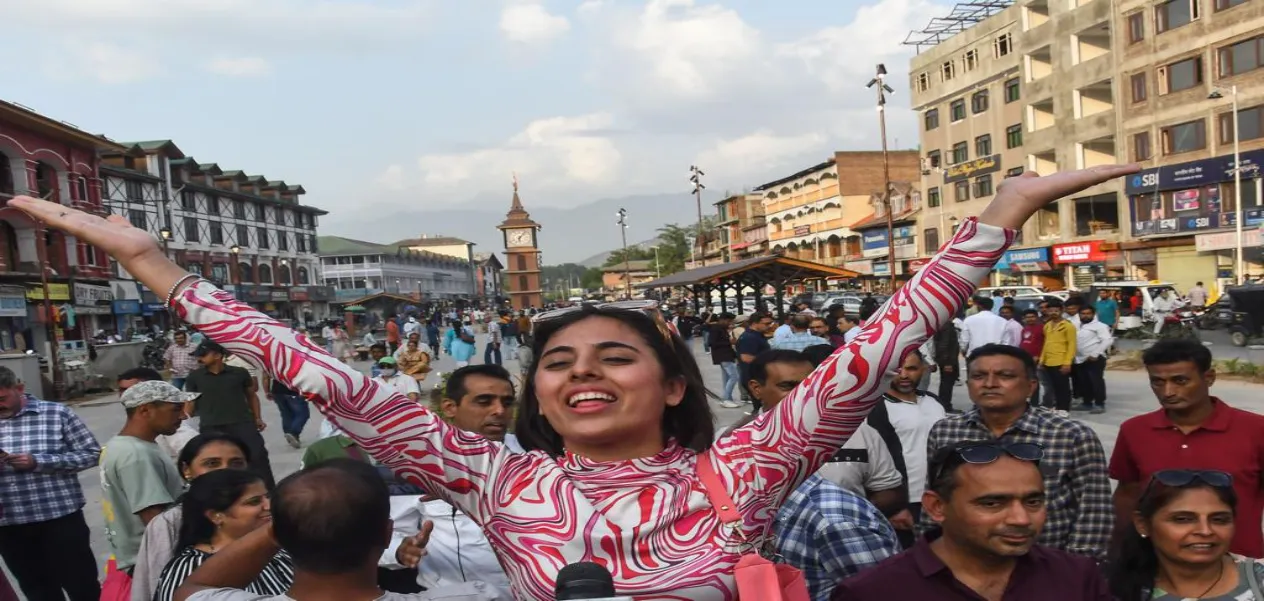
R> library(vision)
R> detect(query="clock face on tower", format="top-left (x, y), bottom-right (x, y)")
top-left (506, 228), bottom-right (533, 247)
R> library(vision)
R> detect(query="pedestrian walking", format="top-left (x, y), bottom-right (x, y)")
top-left (1038, 298), bottom-right (1076, 417)
top-left (184, 341), bottom-right (275, 489)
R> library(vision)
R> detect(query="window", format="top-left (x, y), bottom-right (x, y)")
top-left (927, 150), bottom-right (942, 168)
top-left (1220, 105), bottom-right (1264, 143)
top-left (975, 134), bottom-right (993, 157)
top-left (233, 200), bottom-right (246, 219)
top-left (1134, 131), bottom-right (1154, 160)
top-left (75, 177), bottom-right (88, 202)
top-left (1156, 0), bottom-right (1199, 33)
top-left (127, 209), bottom-right (146, 229)
top-left (925, 109), bottom-right (940, 130)
top-left (1162, 119), bottom-right (1207, 154)
top-left (1006, 167), bottom-right (1025, 178)
top-left (255, 205), bottom-right (266, 222)
top-left (995, 33), bottom-right (1013, 57)
top-left (971, 90), bottom-right (989, 114)
top-left (297, 236), bottom-right (307, 253)
top-left (1218, 36), bottom-right (1264, 77)
top-left (1216, 0), bottom-right (1249, 9)
top-left (257, 227), bottom-right (270, 249)
top-left (1006, 124), bottom-right (1023, 149)
top-left (297, 266), bottom-right (310, 285)
top-left (916, 73), bottom-right (930, 92)
top-left (951, 142), bottom-right (969, 164)
top-left (1164, 57), bottom-right (1203, 93)
top-left (125, 180), bottom-right (144, 201)
top-left (181, 190), bottom-right (196, 211)
top-left (950, 99), bottom-right (966, 121)
top-left (518, 275), bottom-right (529, 292)
top-left (211, 263), bottom-right (229, 284)
top-left (258, 264), bottom-right (272, 284)
top-left (82, 245), bottom-right (101, 267)
top-left (1131, 72), bottom-right (1148, 103)
top-left (924, 228), bottom-right (940, 253)
top-left (184, 216), bottom-right (200, 242)
top-left (310, 235), bottom-right (318, 253)
top-left (1128, 12), bottom-right (1145, 44)
top-left (928, 187), bottom-right (942, 208)
top-left (278, 232), bottom-right (289, 251)
top-left (276, 209), bottom-right (288, 226)
top-left (238, 263), bottom-right (253, 283)
top-left (964, 49), bottom-right (980, 71)
top-left (1005, 78), bottom-right (1021, 102)
top-left (941, 60), bottom-right (956, 81)
top-left (973, 174), bottom-right (995, 198)
top-left (236, 224), bottom-right (249, 247)
top-left (207, 197), bottom-right (219, 215)
top-left (210, 222), bottom-right (224, 245)
top-left (954, 180), bottom-right (971, 202)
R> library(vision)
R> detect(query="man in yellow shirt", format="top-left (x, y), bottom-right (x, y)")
top-left (1038, 298), bottom-right (1077, 418)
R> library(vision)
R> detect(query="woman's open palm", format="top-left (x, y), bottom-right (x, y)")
top-left (981, 164), bottom-right (1142, 230)
top-left (9, 195), bottom-right (162, 266)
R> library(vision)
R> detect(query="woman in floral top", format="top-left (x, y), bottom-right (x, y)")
top-left (8, 164), bottom-right (1137, 600)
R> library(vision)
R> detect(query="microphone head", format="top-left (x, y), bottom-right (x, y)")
top-left (555, 561), bottom-right (616, 600)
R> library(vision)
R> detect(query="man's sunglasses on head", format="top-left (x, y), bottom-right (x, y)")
top-left (932, 441), bottom-right (1044, 483)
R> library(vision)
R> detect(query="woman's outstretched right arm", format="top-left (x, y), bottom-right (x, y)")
top-left (7, 196), bottom-right (501, 518)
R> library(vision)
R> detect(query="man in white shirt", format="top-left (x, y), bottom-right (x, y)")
top-left (1151, 288), bottom-right (1177, 335)
top-left (373, 357), bottom-right (421, 403)
top-left (998, 305), bottom-right (1024, 349)
top-left (382, 365), bottom-right (521, 600)
top-left (959, 297), bottom-right (1012, 354)
top-left (403, 316), bottom-right (422, 339)
top-left (1188, 281), bottom-right (1209, 307)
top-left (1073, 305), bottom-right (1114, 415)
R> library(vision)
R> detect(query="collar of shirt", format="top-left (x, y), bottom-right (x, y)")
top-left (10, 394), bottom-right (45, 419)
top-left (911, 531), bottom-right (1046, 580)
top-left (1137, 397), bottom-right (1232, 432)
top-left (962, 406), bottom-right (1043, 437)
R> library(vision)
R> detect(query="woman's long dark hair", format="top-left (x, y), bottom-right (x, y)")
top-left (177, 469), bottom-right (264, 552)
top-left (1108, 482), bottom-right (1238, 601)
top-left (513, 306), bottom-right (716, 457)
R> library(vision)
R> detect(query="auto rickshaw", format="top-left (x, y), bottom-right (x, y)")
top-left (1225, 284), bottom-right (1264, 346)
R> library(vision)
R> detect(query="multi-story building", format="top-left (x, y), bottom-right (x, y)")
top-left (472, 252), bottom-right (505, 305)
top-left (759, 151), bottom-right (921, 276)
top-left (318, 236), bottom-right (475, 306)
top-left (0, 99), bottom-right (124, 354)
top-left (1116, 0), bottom-right (1264, 291)
top-left (714, 193), bottom-right (765, 263)
top-left (99, 141), bottom-right (333, 326)
top-left (394, 235), bottom-right (478, 299)
top-left (850, 183), bottom-right (925, 289)
top-left (602, 260), bottom-right (657, 297)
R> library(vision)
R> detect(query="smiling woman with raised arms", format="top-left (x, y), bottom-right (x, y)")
top-left (9, 163), bottom-right (1138, 601)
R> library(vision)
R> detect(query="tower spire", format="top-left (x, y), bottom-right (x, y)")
top-left (510, 172), bottom-right (524, 211)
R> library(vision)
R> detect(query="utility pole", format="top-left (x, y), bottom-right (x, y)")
top-left (868, 64), bottom-right (897, 290)
top-left (617, 208), bottom-right (631, 299)
top-left (690, 165), bottom-right (706, 267)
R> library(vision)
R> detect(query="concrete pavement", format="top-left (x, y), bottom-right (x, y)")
top-left (64, 335), bottom-right (1264, 571)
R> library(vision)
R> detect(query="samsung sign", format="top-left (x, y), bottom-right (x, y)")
top-left (1126, 149), bottom-right (1264, 195)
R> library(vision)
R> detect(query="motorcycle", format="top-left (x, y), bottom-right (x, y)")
top-left (142, 338), bottom-right (169, 371)
top-left (1160, 307), bottom-right (1202, 342)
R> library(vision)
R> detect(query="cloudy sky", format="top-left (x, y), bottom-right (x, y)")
top-left (1, 0), bottom-right (948, 236)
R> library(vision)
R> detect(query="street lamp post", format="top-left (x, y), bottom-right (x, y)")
top-left (617, 208), bottom-right (632, 299)
top-left (867, 64), bottom-right (897, 290)
top-left (159, 226), bottom-right (172, 257)
top-left (690, 166), bottom-right (706, 267)
top-left (1210, 86), bottom-right (1244, 284)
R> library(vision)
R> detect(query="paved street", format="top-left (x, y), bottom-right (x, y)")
top-left (62, 334), bottom-right (1264, 571)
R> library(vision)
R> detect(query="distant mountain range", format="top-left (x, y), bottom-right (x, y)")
top-left (327, 192), bottom-right (705, 264)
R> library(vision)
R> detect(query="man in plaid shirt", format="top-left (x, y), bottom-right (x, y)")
top-left (163, 330), bottom-right (199, 390)
top-left (924, 344), bottom-right (1112, 560)
top-left (0, 367), bottom-right (102, 600)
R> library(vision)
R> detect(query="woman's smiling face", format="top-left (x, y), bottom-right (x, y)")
top-left (532, 316), bottom-right (685, 462)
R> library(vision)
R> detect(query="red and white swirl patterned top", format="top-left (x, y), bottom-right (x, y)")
top-left (170, 219), bottom-right (1011, 600)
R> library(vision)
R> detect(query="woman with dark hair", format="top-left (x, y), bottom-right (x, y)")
top-left (152, 470), bottom-right (290, 601)
top-left (1109, 470), bottom-right (1263, 600)
top-left (132, 434), bottom-right (250, 601)
top-left (7, 164), bottom-right (1138, 600)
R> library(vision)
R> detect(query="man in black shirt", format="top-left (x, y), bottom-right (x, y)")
top-left (184, 341), bottom-right (275, 488)
top-left (736, 311), bottom-right (775, 412)
top-left (708, 313), bottom-right (741, 409)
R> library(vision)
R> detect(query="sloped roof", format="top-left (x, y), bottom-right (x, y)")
top-left (637, 255), bottom-right (857, 289)
top-left (122, 140), bottom-right (186, 158)
top-left (316, 236), bottom-right (395, 255)
top-left (602, 260), bottom-right (654, 273)
top-left (394, 236), bottom-right (474, 247)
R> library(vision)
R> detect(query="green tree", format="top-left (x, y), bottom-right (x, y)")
top-left (580, 267), bottom-right (604, 290)
top-left (603, 247), bottom-right (653, 268)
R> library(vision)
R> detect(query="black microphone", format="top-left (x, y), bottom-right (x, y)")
top-left (554, 561), bottom-right (629, 600)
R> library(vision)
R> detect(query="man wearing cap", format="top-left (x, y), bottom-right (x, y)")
top-left (372, 356), bottom-right (421, 402)
top-left (184, 341), bottom-right (275, 488)
top-left (100, 381), bottom-right (191, 582)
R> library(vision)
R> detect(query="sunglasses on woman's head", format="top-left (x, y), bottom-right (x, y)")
top-left (1140, 469), bottom-right (1234, 501)
top-left (531, 300), bottom-right (661, 324)
top-left (932, 441), bottom-right (1044, 483)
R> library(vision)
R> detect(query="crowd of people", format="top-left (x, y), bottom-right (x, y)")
top-left (5, 164), bottom-right (1264, 601)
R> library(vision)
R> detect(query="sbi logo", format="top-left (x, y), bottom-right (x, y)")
top-left (1133, 173), bottom-right (1159, 188)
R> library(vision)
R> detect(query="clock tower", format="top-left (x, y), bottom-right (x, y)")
top-left (497, 177), bottom-right (543, 311)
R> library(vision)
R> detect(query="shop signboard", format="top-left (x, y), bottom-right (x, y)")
top-left (873, 260), bottom-right (891, 277)
top-left (309, 286), bottom-right (335, 302)
top-left (909, 258), bottom-right (930, 273)
top-left (141, 303), bottom-right (167, 315)
top-left (844, 260), bottom-right (874, 275)
top-left (75, 305), bottom-right (112, 315)
top-left (26, 283), bottom-right (71, 301)
top-left (861, 226), bottom-right (916, 258)
top-left (1052, 241), bottom-right (1109, 264)
top-left (1195, 230), bottom-right (1264, 251)
top-left (73, 283), bottom-right (114, 305)
top-left (0, 294), bottom-right (26, 317)
top-left (270, 290), bottom-right (288, 301)
top-left (793, 225), bottom-right (812, 236)
top-left (943, 154), bottom-right (1001, 184)
top-left (996, 247), bottom-right (1052, 272)
top-left (112, 300), bottom-right (141, 315)
top-left (1125, 149), bottom-right (1264, 195)
top-left (289, 287), bottom-right (310, 302)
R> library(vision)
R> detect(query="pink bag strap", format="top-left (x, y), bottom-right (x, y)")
top-left (697, 450), bottom-right (743, 525)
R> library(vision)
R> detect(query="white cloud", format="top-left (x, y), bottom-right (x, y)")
top-left (696, 130), bottom-right (829, 176)
top-left (205, 56), bottom-right (271, 77)
top-left (500, 3), bottom-right (571, 44)
top-left (375, 164), bottom-right (406, 191)
top-left (50, 42), bottom-right (161, 84)
top-left (416, 113), bottom-right (621, 192)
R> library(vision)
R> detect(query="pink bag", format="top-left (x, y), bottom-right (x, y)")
top-left (100, 558), bottom-right (132, 601)
top-left (697, 451), bottom-right (810, 601)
